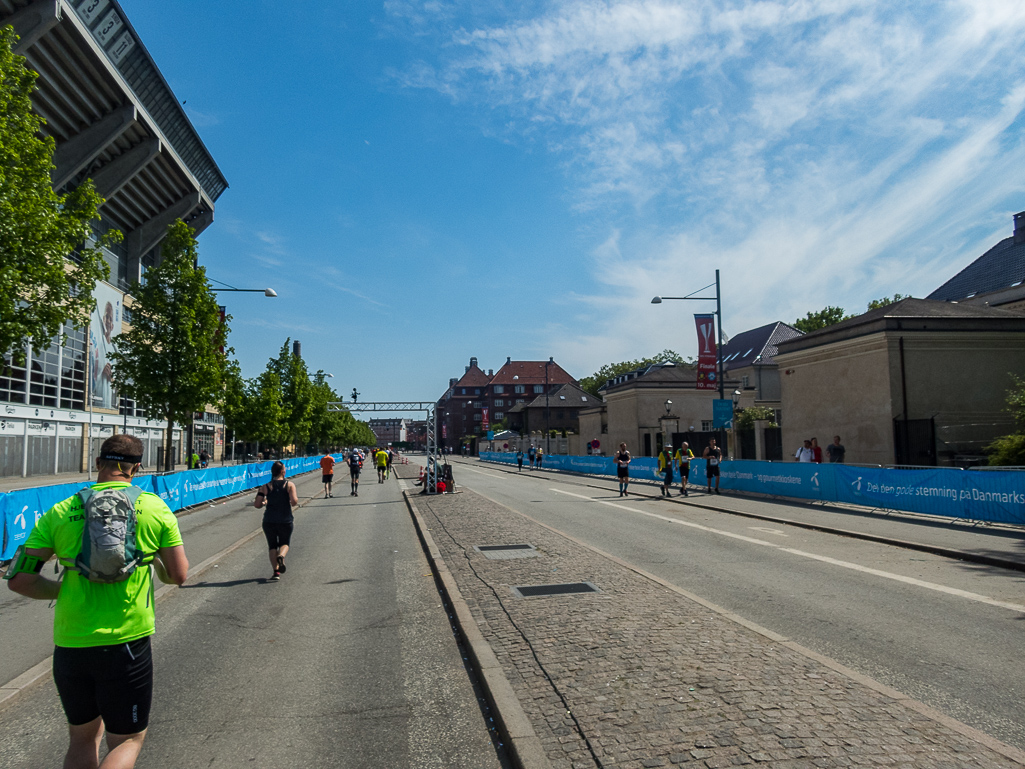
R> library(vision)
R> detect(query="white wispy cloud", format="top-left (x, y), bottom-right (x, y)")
top-left (391, 0), bottom-right (1025, 369)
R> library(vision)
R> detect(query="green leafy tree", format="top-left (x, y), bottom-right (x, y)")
top-left (734, 406), bottom-right (777, 430)
top-left (265, 340), bottom-right (315, 454)
top-left (0, 26), bottom-right (118, 361)
top-left (110, 220), bottom-right (229, 469)
top-left (867, 294), bottom-right (909, 311)
top-left (792, 306), bottom-right (851, 334)
top-left (987, 376), bottom-right (1025, 466)
top-left (579, 349), bottom-right (691, 397)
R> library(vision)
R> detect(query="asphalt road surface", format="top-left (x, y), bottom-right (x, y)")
top-left (453, 458), bottom-right (1025, 753)
top-left (0, 471), bottom-right (505, 768)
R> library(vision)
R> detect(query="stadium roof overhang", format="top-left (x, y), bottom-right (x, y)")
top-left (0, 0), bottom-right (228, 281)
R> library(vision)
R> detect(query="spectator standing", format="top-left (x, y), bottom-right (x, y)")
top-left (6, 434), bottom-right (188, 769)
top-left (516, 449), bottom-right (524, 471)
top-left (536, 446), bottom-right (545, 468)
top-left (810, 437), bottom-right (823, 463)
top-left (795, 440), bottom-right (814, 462)
top-left (528, 445), bottom-right (536, 469)
top-left (827, 436), bottom-right (846, 463)
top-left (676, 442), bottom-right (694, 496)
top-left (320, 454), bottom-right (336, 498)
top-left (254, 461), bottom-right (299, 581)
top-left (199, 449), bottom-right (210, 468)
top-left (703, 438), bottom-right (722, 494)
top-left (615, 442), bottom-right (632, 496)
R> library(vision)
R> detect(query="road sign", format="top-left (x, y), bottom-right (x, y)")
top-left (712, 399), bottom-right (733, 429)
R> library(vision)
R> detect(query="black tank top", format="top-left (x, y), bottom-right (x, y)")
top-left (263, 479), bottom-right (293, 524)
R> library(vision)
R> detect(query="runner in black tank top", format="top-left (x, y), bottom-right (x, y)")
top-left (254, 462), bottom-right (298, 580)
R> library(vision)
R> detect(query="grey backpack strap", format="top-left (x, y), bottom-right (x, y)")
top-left (122, 485), bottom-right (144, 507)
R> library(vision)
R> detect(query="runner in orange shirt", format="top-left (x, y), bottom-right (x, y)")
top-left (320, 454), bottom-right (336, 498)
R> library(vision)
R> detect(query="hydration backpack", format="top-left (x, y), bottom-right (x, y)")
top-left (73, 486), bottom-right (145, 583)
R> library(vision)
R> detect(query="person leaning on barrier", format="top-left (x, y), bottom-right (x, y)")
top-left (5, 434), bottom-right (188, 769)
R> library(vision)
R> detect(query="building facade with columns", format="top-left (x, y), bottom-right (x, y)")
top-left (0, 0), bottom-right (226, 476)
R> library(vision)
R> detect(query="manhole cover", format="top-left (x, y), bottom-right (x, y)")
top-left (511, 582), bottom-right (600, 598)
top-left (474, 544), bottom-right (539, 560)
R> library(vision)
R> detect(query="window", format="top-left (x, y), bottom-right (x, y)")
top-left (742, 375), bottom-right (750, 388)
top-left (461, 388), bottom-right (466, 395)
top-left (701, 420), bottom-right (713, 431)
top-left (474, 388), bottom-right (480, 395)
top-left (472, 401), bottom-right (482, 408)
top-left (474, 413), bottom-right (482, 422)
top-left (774, 409), bottom-right (782, 426)
top-left (493, 385), bottom-right (504, 394)
top-left (514, 385), bottom-right (525, 394)
top-left (516, 398), bottom-right (525, 404)
top-left (495, 412), bottom-right (504, 420)
top-left (533, 385), bottom-right (544, 394)
top-left (494, 399), bottom-right (504, 407)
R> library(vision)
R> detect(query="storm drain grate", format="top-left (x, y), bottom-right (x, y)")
top-left (474, 544), bottom-right (539, 560)
top-left (511, 582), bottom-right (600, 598)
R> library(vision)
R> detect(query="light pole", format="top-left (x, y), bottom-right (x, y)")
top-left (545, 357), bottom-right (553, 455)
top-left (651, 269), bottom-right (725, 401)
top-left (202, 281), bottom-right (277, 468)
top-left (731, 389), bottom-right (741, 460)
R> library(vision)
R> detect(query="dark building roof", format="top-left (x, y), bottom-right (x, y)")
top-left (776, 298), bottom-right (1025, 354)
top-left (518, 383), bottom-right (595, 410)
top-left (720, 322), bottom-right (803, 371)
top-left (603, 362), bottom-right (709, 393)
top-left (928, 212), bottom-right (1025, 302)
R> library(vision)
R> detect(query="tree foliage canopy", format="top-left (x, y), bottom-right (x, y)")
top-left (987, 375), bottom-right (1025, 466)
top-left (866, 294), bottom-right (909, 311)
top-left (792, 306), bottom-right (851, 334)
top-left (110, 220), bottom-right (229, 465)
top-left (0, 26), bottom-right (116, 360)
top-left (579, 349), bottom-right (691, 397)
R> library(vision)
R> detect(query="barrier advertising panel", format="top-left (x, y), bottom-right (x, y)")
top-left (478, 453), bottom-right (1025, 526)
top-left (0, 455), bottom-right (342, 560)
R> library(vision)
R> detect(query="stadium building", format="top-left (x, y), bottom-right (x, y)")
top-left (0, 0), bottom-right (227, 476)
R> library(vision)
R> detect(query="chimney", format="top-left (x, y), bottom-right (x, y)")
top-left (470, 356), bottom-right (478, 369)
top-left (292, 340), bottom-right (301, 358)
top-left (506, 356), bottom-right (511, 364)
top-left (1015, 211), bottom-right (1025, 244)
top-left (449, 378), bottom-right (457, 387)
top-left (488, 369), bottom-right (493, 376)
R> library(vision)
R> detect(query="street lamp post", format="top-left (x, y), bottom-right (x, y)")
top-left (731, 388), bottom-right (741, 460)
top-left (545, 357), bottom-right (553, 455)
top-left (651, 269), bottom-right (725, 401)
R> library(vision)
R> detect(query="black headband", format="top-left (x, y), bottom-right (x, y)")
top-left (100, 453), bottom-right (143, 464)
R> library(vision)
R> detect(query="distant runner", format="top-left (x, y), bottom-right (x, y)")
top-left (347, 449), bottom-right (362, 496)
top-left (675, 442), bottom-right (694, 496)
top-left (254, 461), bottom-right (299, 580)
top-left (374, 448), bottom-right (388, 483)
top-left (703, 438), bottom-right (722, 495)
top-left (658, 445), bottom-right (675, 496)
top-left (320, 454), bottom-right (336, 498)
top-left (615, 442), bottom-right (631, 497)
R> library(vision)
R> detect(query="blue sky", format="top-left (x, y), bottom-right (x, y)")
top-left (122, 0), bottom-right (1025, 406)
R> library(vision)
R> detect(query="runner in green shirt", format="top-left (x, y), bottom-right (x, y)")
top-left (6, 434), bottom-right (188, 769)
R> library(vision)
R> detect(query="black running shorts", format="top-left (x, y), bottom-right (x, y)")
top-left (663, 469), bottom-right (674, 484)
top-left (262, 521), bottom-right (293, 549)
top-left (616, 466), bottom-right (629, 479)
top-left (349, 465), bottom-right (360, 477)
top-left (706, 464), bottom-right (720, 478)
top-left (53, 637), bottom-right (153, 734)
top-left (322, 473), bottom-right (333, 484)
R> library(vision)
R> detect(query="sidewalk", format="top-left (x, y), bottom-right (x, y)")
top-left (466, 457), bottom-right (1025, 574)
top-left (399, 470), bottom-right (1024, 768)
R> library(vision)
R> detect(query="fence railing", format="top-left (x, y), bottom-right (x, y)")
top-left (479, 452), bottom-right (1025, 526)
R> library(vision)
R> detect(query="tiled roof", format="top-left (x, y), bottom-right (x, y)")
top-left (928, 233), bottom-right (1025, 302)
top-left (489, 360), bottom-right (577, 386)
top-left (520, 383), bottom-right (595, 409)
top-left (720, 322), bottom-right (803, 371)
top-left (454, 365), bottom-right (491, 388)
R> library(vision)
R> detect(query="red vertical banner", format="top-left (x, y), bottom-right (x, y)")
top-left (695, 313), bottom-right (718, 390)
top-left (482, 407), bottom-right (489, 429)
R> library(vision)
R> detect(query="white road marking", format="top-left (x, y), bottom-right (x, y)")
top-left (462, 467), bottom-right (503, 479)
top-left (550, 488), bottom-right (1025, 615)
top-left (750, 527), bottom-right (788, 537)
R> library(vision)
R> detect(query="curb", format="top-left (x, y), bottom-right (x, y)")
top-left (0, 481), bottom-right (327, 714)
top-left (474, 459), bottom-right (1025, 574)
top-left (403, 490), bottom-right (553, 769)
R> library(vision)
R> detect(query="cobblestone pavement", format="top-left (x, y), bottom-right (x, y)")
top-left (404, 479), bottom-right (1023, 769)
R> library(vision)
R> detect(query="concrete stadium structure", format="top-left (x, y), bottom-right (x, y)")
top-left (0, 0), bottom-right (227, 476)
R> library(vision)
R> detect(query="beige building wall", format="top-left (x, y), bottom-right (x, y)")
top-left (778, 330), bottom-right (1025, 465)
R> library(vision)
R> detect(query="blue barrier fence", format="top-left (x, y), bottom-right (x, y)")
top-left (0, 455), bottom-right (342, 560)
top-left (479, 452), bottom-right (1025, 526)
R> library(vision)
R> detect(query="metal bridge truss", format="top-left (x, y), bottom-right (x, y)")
top-left (327, 401), bottom-right (440, 494)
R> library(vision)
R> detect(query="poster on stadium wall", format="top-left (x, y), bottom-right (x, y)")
top-left (694, 314), bottom-right (717, 390)
top-left (89, 280), bottom-right (122, 410)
